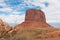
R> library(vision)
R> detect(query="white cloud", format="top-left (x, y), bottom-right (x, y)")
top-left (0, 0), bottom-right (23, 15)
top-left (0, 7), bottom-right (12, 12)
top-left (0, 0), bottom-right (60, 25)
top-left (0, 14), bottom-right (25, 24)
top-left (24, 0), bottom-right (46, 8)
top-left (0, 0), bottom-right (25, 25)
top-left (42, 0), bottom-right (60, 22)
top-left (23, 0), bottom-right (60, 22)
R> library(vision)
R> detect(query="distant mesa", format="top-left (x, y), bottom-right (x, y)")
top-left (15, 9), bottom-right (53, 29)
top-left (25, 9), bottom-right (46, 23)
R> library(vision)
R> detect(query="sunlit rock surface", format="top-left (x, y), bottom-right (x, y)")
top-left (15, 9), bottom-right (53, 29)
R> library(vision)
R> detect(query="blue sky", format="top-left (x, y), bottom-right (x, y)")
top-left (0, 0), bottom-right (60, 25)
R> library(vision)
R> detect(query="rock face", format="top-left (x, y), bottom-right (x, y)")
top-left (0, 19), bottom-right (5, 26)
top-left (0, 19), bottom-right (7, 31)
top-left (25, 9), bottom-right (46, 23)
top-left (15, 9), bottom-right (53, 29)
top-left (0, 19), bottom-right (15, 39)
top-left (0, 19), bottom-right (12, 32)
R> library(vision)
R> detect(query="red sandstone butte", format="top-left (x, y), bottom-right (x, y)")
top-left (15, 9), bottom-right (53, 29)
top-left (25, 9), bottom-right (46, 22)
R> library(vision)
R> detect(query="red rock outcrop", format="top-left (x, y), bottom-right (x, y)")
top-left (25, 9), bottom-right (46, 23)
top-left (0, 19), bottom-right (12, 38)
top-left (15, 9), bottom-right (53, 29)
top-left (0, 19), bottom-right (7, 31)
top-left (0, 19), bottom-right (11, 31)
